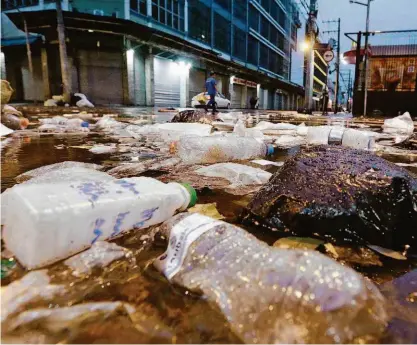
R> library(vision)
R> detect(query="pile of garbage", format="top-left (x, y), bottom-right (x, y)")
top-left (1, 106), bottom-right (417, 344)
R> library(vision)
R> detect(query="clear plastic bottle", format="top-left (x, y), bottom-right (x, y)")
top-left (1, 114), bottom-right (29, 130)
top-left (177, 136), bottom-right (274, 164)
top-left (3, 177), bottom-right (197, 269)
top-left (155, 213), bottom-right (388, 344)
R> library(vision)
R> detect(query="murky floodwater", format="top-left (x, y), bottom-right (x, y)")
top-left (1, 111), bottom-right (417, 343)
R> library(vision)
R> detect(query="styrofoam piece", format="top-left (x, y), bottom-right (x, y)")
top-left (3, 177), bottom-right (193, 269)
top-left (196, 163), bottom-right (272, 187)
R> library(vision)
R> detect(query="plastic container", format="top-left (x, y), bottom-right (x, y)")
top-left (155, 213), bottom-right (388, 344)
top-left (341, 129), bottom-right (375, 150)
top-left (306, 126), bottom-right (333, 145)
top-left (177, 136), bottom-right (274, 164)
top-left (382, 112), bottom-right (414, 136)
top-left (3, 177), bottom-right (197, 269)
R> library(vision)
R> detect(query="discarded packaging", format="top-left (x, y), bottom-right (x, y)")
top-left (177, 136), bottom-right (274, 164)
top-left (341, 128), bottom-right (375, 150)
top-left (108, 157), bottom-right (181, 178)
top-left (74, 93), bottom-right (94, 108)
top-left (2, 104), bottom-right (23, 117)
top-left (251, 159), bottom-right (284, 167)
top-left (3, 177), bottom-right (197, 269)
top-left (155, 213), bottom-right (388, 344)
top-left (382, 112), bottom-right (414, 136)
top-left (64, 241), bottom-right (129, 276)
top-left (196, 163), bottom-right (272, 187)
top-left (15, 161), bottom-right (103, 183)
top-left (1, 270), bottom-right (67, 323)
top-left (274, 135), bottom-right (305, 148)
top-left (89, 143), bottom-right (118, 154)
top-left (233, 119), bottom-right (264, 139)
top-left (306, 126), bottom-right (333, 145)
top-left (1, 80), bottom-right (14, 104)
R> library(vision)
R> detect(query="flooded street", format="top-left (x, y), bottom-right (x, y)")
top-left (1, 109), bottom-right (417, 344)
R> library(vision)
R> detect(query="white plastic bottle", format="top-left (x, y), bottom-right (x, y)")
top-left (3, 177), bottom-right (197, 269)
top-left (155, 213), bottom-right (388, 344)
top-left (177, 136), bottom-right (274, 164)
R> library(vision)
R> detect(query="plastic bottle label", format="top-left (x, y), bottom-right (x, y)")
top-left (155, 214), bottom-right (223, 279)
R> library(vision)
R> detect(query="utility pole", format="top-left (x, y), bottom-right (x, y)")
top-left (350, 0), bottom-right (373, 115)
top-left (56, 0), bottom-right (72, 103)
top-left (304, 0), bottom-right (318, 113)
top-left (323, 18), bottom-right (341, 114)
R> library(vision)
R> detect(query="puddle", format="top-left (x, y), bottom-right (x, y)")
top-left (1, 112), bottom-right (416, 343)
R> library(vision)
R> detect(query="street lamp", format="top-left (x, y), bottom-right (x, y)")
top-left (300, 41), bottom-right (311, 51)
top-left (350, 0), bottom-right (374, 116)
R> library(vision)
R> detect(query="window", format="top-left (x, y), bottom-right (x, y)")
top-left (131, 0), bottom-right (146, 15)
top-left (270, 1), bottom-right (278, 21)
top-left (214, 12), bottom-right (231, 53)
top-left (2, 0), bottom-right (39, 9)
top-left (269, 50), bottom-right (278, 74)
top-left (278, 7), bottom-right (286, 29)
top-left (260, 16), bottom-right (269, 39)
top-left (261, 0), bottom-right (270, 13)
top-left (215, 0), bottom-right (230, 11)
top-left (233, 26), bottom-right (246, 61)
top-left (233, 0), bottom-right (247, 24)
top-left (260, 43), bottom-right (269, 69)
top-left (248, 35), bottom-right (259, 65)
top-left (189, 0), bottom-right (211, 44)
top-left (151, 0), bottom-right (185, 31)
top-left (249, 5), bottom-right (259, 31)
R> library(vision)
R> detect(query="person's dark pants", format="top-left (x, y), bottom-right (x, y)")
top-left (206, 94), bottom-right (217, 113)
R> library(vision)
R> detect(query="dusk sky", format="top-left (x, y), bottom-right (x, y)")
top-left (291, 0), bottom-right (417, 87)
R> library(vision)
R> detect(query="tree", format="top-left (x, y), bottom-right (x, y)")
top-left (56, 0), bottom-right (72, 103)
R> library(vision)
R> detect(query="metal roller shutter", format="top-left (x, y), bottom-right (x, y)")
top-left (154, 57), bottom-right (180, 107)
top-left (189, 68), bottom-right (206, 106)
top-left (246, 87), bottom-right (257, 108)
top-left (78, 50), bottom-right (123, 105)
top-left (231, 84), bottom-right (243, 109)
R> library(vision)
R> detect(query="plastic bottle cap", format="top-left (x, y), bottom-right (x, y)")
top-left (179, 183), bottom-right (197, 208)
top-left (81, 121), bottom-right (89, 128)
top-left (266, 144), bottom-right (274, 156)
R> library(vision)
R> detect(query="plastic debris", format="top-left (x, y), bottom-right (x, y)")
top-left (275, 135), bottom-right (305, 148)
top-left (341, 129), bottom-right (376, 150)
top-left (188, 203), bottom-right (225, 220)
top-left (251, 159), bottom-right (284, 167)
top-left (233, 119), bottom-right (264, 139)
top-left (273, 237), bottom-right (324, 250)
top-left (382, 112), bottom-right (414, 136)
top-left (1, 114), bottom-right (29, 130)
top-left (74, 93), bottom-right (94, 108)
top-left (1, 258), bottom-right (16, 279)
top-left (4, 302), bottom-right (135, 333)
top-left (15, 161), bottom-right (103, 183)
top-left (108, 157), bottom-right (181, 178)
top-left (89, 143), bottom-right (118, 154)
top-left (1, 270), bottom-right (67, 323)
top-left (39, 116), bottom-right (69, 125)
top-left (1, 80), bottom-right (14, 104)
top-left (95, 115), bottom-right (126, 130)
top-left (3, 177), bottom-right (196, 269)
top-left (64, 241), bottom-right (129, 276)
top-left (0, 123), bottom-right (14, 136)
top-left (2, 104), bottom-right (23, 117)
top-left (177, 136), bottom-right (274, 164)
top-left (196, 163), bottom-right (272, 187)
top-left (245, 146), bottom-right (417, 253)
top-left (306, 126), bottom-right (333, 145)
top-left (44, 99), bottom-right (58, 107)
top-left (154, 213), bottom-right (388, 344)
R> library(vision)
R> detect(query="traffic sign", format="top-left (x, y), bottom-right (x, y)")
top-left (323, 50), bottom-right (335, 63)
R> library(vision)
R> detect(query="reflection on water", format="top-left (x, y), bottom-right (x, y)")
top-left (1, 113), bottom-right (416, 343)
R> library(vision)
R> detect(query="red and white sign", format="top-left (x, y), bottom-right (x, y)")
top-left (232, 77), bottom-right (257, 88)
top-left (323, 50), bottom-right (335, 63)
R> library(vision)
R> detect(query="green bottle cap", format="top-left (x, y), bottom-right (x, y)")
top-left (179, 183), bottom-right (198, 208)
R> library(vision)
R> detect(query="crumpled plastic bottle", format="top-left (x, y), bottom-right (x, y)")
top-left (154, 213), bottom-right (388, 344)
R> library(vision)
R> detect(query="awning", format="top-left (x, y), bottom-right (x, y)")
top-left (1, 13), bottom-right (42, 47)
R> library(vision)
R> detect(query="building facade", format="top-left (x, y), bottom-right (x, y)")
top-left (2, 0), bottom-right (304, 108)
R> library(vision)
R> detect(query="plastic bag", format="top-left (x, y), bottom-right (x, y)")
top-left (0, 123), bottom-right (14, 136)
top-left (382, 112), bottom-right (414, 136)
top-left (154, 213), bottom-right (388, 344)
top-left (196, 163), bottom-right (272, 187)
top-left (15, 161), bottom-right (103, 183)
top-left (64, 241), bottom-right (129, 276)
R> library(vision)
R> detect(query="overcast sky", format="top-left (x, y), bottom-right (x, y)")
top-left (291, 0), bottom-right (417, 87)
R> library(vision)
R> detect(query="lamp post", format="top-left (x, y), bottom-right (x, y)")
top-left (350, 0), bottom-right (373, 116)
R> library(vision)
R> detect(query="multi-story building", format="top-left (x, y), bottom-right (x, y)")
top-left (2, 0), bottom-right (304, 109)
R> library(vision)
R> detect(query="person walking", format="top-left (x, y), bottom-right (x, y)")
top-left (205, 71), bottom-right (218, 114)
top-left (321, 85), bottom-right (329, 115)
